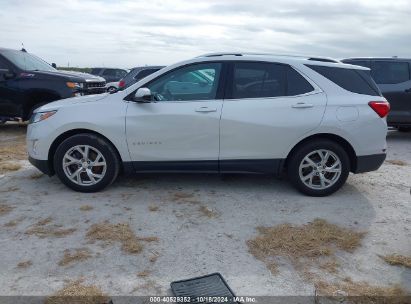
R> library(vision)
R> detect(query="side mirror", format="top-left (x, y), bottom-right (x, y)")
top-left (134, 87), bottom-right (152, 103)
top-left (51, 63), bottom-right (57, 68)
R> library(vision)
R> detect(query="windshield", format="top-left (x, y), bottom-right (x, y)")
top-left (1, 50), bottom-right (56, 72)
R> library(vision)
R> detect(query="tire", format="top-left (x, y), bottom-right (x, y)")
top-left (54, 133), bottom-right (120, 192)
top-left (397, 127), bottom-right (411, 132)
top-left (287, 139), bottom-right (350, 197)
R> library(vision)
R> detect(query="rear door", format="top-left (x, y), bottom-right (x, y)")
top-left (219, 61), bottom-right (326, 173)
top-left (370, 60), bottom-right (411, 125)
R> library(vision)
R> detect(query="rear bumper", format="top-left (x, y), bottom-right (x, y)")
top-left (28, 156), bottom-right (52, 176)
top-left (354, 153), bottom-right (386, 174)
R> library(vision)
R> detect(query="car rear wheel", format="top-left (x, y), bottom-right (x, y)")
top-left (287, 140), bottom-right (350, 196)
top-left (54, 134), bottom-right (120, 192)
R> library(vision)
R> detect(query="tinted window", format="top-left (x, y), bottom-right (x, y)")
top-left (232, 62), bottom-right (286, 99)
top-left (371, 61), bottom-right (410, 84)
top-left (90, 68), bottom-right (102, 75)
top-left (308, 65), bottom-right (381, 96)
top-left (1, 50), bottom-right (55, 72)
top-left (135, 69), bottom-right (159, 81)
top-left (344, 60), bottom-right (370, 68)
top-left (286, 67), bottom-right (314, 95)
top-left (147, 63), bottom-right (221, 102)
top-left (0, 57), bottom-right (9, 69)
top-left (102, 69), bottom-right (117, 76)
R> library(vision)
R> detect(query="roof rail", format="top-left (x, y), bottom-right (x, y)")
top-left (196, 52), bottom-right (339, 63)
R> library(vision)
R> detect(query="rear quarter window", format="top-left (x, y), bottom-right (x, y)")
top-left (307, 65), bottom-right (381, 96)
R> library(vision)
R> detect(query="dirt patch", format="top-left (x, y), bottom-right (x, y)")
top-left (132, 280), bottom-right (162, 294)
top-left (17, 260), bottom-right (32, 269)
top-left (86, 222), bottom-right (145, 254)
top-left (0, 126), bottom-right (27, 173)
top-left (58, 248), bottom-right (93, 267)
top-left (45, 279), bottom-right (109, 304)
top-left (80, 205), bottom-right (94, 212)
top-left (381, 254), bottom-right (411, 269)
top-left (0, 203), bottom-right (14, 216)
top-left (199, 205), bottom-right (219, 218)
top-left (26, 217), bottom-right (76, 238)
top-left (386, 159), bottom-right (408, 166)
top-left (149, 205), bottom-right (159, 212)
top-left (247, 219), bottom-right (365, 275)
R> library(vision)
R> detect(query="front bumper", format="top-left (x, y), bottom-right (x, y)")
top-left (354, 153), bottom-right (386, 174)
top-left (29, 156), bottom-right (53, 176)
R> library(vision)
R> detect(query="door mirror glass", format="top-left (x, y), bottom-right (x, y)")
top-left (134, 87), bottom-right (152, 102)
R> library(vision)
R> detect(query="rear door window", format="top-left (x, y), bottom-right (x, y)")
top-left (231, 62), bottom-right (286, 99)
top-left (307, 65), bottom-right (381, 96)
top-left (371, 61), bottom-right (410, 84)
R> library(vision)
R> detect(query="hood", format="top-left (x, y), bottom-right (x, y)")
top-left (36, 93), bottom-right (109, 112)
top-left (33, 70), bottom-right (105, 82)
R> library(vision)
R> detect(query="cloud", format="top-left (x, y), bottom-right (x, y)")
top-left (0, 0), bottom-right (410, 67)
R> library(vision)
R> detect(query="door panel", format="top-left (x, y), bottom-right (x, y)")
top-left (125, 62), bottom-right (224, 171)
top-left (220, 61), bottom-right (327, 173)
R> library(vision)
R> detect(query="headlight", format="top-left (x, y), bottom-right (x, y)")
top-left (29, 110), bottom-right (57, 124)
top-left (66, 82), bottom-right (84, 89)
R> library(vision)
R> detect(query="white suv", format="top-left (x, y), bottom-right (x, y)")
top-left (27, 53), bottom-right (389, 196)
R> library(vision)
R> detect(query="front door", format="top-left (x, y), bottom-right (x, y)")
top-left (0, 57), bottom-right (21, 118)
top-left (125, 62), bottom-right (224, 172)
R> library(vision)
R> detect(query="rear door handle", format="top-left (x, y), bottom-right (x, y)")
top-left (292, 102), bottom-right (314, 108)
top-left (195, 107), bottom-right (217, 113)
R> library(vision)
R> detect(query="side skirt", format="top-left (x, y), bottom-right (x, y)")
top-left (123, 159), bottom-right (284, 175)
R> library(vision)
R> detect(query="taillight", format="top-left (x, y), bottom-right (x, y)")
top-left (368, 101), bottom-right (390, 118)
top-left (118, 80), bottom-right (125, 88)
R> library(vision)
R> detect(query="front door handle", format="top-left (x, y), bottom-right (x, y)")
top-left (292, 102), bottom-right (314, 108)
top-left (195, 107), bottom-right (217, 113)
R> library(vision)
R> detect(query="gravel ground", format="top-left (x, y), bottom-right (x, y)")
top-left (0, 124), bottom-right (410, 299)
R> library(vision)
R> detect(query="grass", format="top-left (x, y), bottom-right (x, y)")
top-left (198, 205), bottom-right (219, 218)
top-left (386, 159), bottom-right (408, 166)
top-left (148, 205), bottom-right (159, 212)
top-left (171, 191), bottom-right (200, 204)
top-left (0, 203), bottom-right (13, 216)
top-left (86, 222), bottom-right (144, 254)
top-left (380, 254), bottom-right (411, 269)
top-left (137, 270), bottom-right (151, 277)
top-left (247, 219), bottom-right (365, 275)
top-left (0, 161), bottom-right (22, 173)
top-left (79, 205), bottom-right (93, 212)
top-left (58, 248), bottom-right (92, 267)
top-left (17, 260), bottom-right (32, 269)
top-left (30, 172), bottom-right (44, 179)
top-left (315, 278), bottom-right (408, 299)
top-left (26, 217), bottom-right (76, 238)
top-left (45, 279), bottom-right (109, 304)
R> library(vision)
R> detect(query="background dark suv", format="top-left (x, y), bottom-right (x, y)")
top-left (118, 66), bottom-right (165, 90)
top-left (0, 48), bottom-right (106, 122)
top-left (342, 57), bottom-right (411, 131)
top-left (90, 68), bottom-right (127, 82)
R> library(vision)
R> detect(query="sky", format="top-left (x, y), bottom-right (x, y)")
top-left (0, 0), bottom-right (410, 68)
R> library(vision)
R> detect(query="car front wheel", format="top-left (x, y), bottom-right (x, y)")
top-left (54, 134), bottom-right (120, 192)
top-left (287, 140), bottom-right (350, 196)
